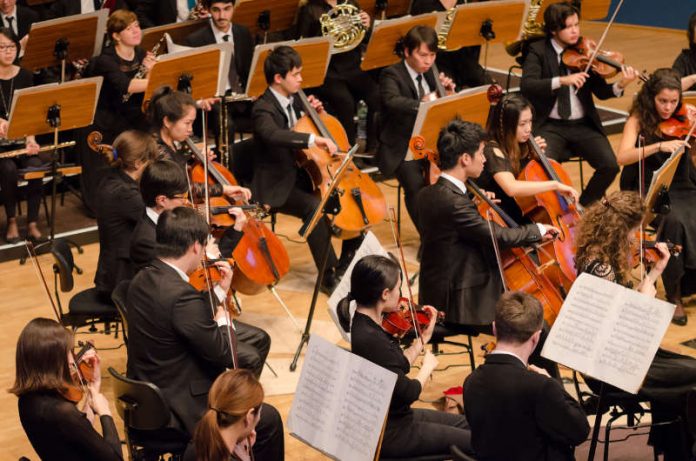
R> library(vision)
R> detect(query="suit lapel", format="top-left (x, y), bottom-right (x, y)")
top-left (263, 88), bottom-right (290, 127)
top-left (398, 61), bottom-right (419, 99)
top-left (545, 39), bottom-right (561, 78)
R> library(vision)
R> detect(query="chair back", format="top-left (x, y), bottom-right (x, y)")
top-left (108, 367), bottom-right (172, 431)
top-left (111, 280), bottom-right (130, 345)
top-left (230, 137), bottom-right (256, 187)
top-left (50, 239), bottom-right (75, 292)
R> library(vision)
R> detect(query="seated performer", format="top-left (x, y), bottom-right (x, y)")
top-left (251, 45), bottom-right (363, 293)
top-left (520, 1), bottom-right (638, 206)
top-left (184, 369), bottom-right (264, 461)
top-left (135, 0), bottom-right (198, 28)
top-left (464, 291), bottom-right (589, 460)
top-left (49, 0), bottom-right (126, 18)
top-left (575, 190), bottom-right (696, 460)
top-left (615, 68), bottom-right (695, 325)
top-left (0, 0), bottom-right (37, 53)
top-left (378, 25), bottom-right (455, 234)
top-left (126, 206), bottom-right (283, 460)
top-left (672, 12), bottom-right (696, 91)
top-left (417, 118), bottom-right (557, 327)
top-left (11, 318), bottom-right (123, 461)
top-left (336, 254), bottom-right (473, 458)
top-left (476, 92), bottom-right (579, 224)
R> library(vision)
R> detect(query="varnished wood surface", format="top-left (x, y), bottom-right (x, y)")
top-left (2, 21), bottom-right (696, 461)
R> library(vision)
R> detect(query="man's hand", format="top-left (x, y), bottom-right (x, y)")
top-left (315, 136), bottom-right (338, 155)
top-left (214, 259), bottom-right (233, 293)
top-left (560, 72), bottom-right (589, 89)
top-left (223, 185), bottom-right (252, 202)
top-left (307, 94), bottom-right (325, 113)
top-left (438, 72), bottom-right (456, 95)
top-left (358, 10), bottom-right (370, 28)
top-left (541, 225), bottom-right (561, 241)
top-left (228, 207), bottom-right (248, 231)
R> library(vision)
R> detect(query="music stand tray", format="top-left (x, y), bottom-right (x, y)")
top-left (234, 0), bottom-right (300, 40)
top-left (442, 0), bottom-right (526, 52)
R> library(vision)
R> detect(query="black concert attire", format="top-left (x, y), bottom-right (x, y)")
top-left (619, 132), bottom-right (696, 302)
top-left (0, 68), bottom-right (44, 228)
top-left (410, 0), bottom-right (491, 89)
top-left (18, 391), bottom-right (123, 461)
top-left (94, 167), bottom-right (143, 300)
top-left (1, 4), bottom-right (37, 42)
top-left (579, 260), bottom-right (696, 460)
top-left (350, 311), bottom-right (473, 457)
top-left (48, 0), bottom-right (127, 18)
top-left (126, 259), bottom-right (283, 460)
top-left (378, 61), bottom-right (439, 232)
top-left (464, 352), bottom-right (589, 460)
top-left (673, 46), bottom-right (696, 91)
top-left (521, 38), bottom-right (621, 206)
top-left (295, 0), bottom-right (380, 153)
top-left (135, 0), bottom-right (186, 28)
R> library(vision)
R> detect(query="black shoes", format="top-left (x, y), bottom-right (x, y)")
top-left (319, 270), bottom-right (340, 296)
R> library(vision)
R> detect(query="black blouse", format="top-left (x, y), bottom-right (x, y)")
top-left (18, 391), bottom-right (123, 461)
top-left (672, 48), bottom-right (696, 92)
top-left (0, 67), bottom-right (34, 149)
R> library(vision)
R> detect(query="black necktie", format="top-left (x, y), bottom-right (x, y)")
top-left (558, 53), bottom-right (571, 120)
top-left (5, 16), bottom-right (14, 35)
top-left (416, 74), bottom-right (425, 100)
top-left (286, 103), bottom-right (294, 128)
top-left (222, 34), bottom-right (240, 92)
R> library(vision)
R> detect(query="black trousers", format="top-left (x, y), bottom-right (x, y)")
top-left (395, 159), bottom-right (427, 235)
top-left (381, 408), bottom-right (472, 458)
top-left (537, 119), bottom-right (619, 206)
top-left (235, 320), bottom-right (271, 379)
top-left (0, 155), bottom-right (43, 222)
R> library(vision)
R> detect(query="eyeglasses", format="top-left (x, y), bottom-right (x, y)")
top-left (169, 192), bottom-right (189, 200)
top-left (0, 44), bottom-right (16, 52)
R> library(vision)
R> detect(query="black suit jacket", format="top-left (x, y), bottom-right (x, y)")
top-left (520, 39), bottom-right (616, 133)
top-left (183, 22), bottom-right (254, 89)
top-left (135, 0), bottom-right (176, 28)
top-left (464, 353), bottom-right (589, 460)
top-left (377, 61), bottom-right (437, 176)
top-left (250, 88), bottom-right (310, 207)
top-left (417, 177), bottom-right (542, 325)
top-left (48, 0), bottom-right (127, 19)
top-left (5, 5), bottom-right (38, 40)
top-left (129, 213), bottom-right (156, 271)
top-left (126, 259), bottom-right (233, 435)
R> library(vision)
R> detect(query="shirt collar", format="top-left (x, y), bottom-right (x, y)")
top-left (210, 19), bottom-right (233, 43)
top-left (2, 6), bottom-right (17, 18)
top-left (404, 60), bottom-right (422, 82)
top-left (550, 38), bottom-right (565, 56)
top-left (440, 172), bottom-right (468, 195)
top-left (269, 86), bottom-right (293, 111)
top-left (145, 207), bottom-right (160, 225)
top-left (488, 350), bottom-right (528, 367)
top-left (160, 259), bottom-right (189, 282)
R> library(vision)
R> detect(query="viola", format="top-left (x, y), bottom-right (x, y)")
top-left (659, 103), bottom-right (696, 139)
top-left (381, 297), bottom-right (444, 339)
top-left (562, 36), bottom-right (648, 82)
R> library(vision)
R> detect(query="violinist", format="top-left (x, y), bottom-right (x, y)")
top-left (251, 45), bottom-right (363, 293)
top-left (416, 118), bottom-right (557, 327)
top-left (476, 93), bottom-right (579, 224)
top-left (10, 318), bottom-right (123, 461)
top-left (94, 129), bottom-right (158, 302)
top-left (575, 190), bottom-right (696, 460)
top-left (378, 25), bottom-right (455, 235)
top-left (0, 27), bottom-right (44, 243)
top-left (464, 292), bottom-right (589, 461)
top-left (615, 68), bottom-right (695, 326)
top-left (520, 1), bottom-right (639, 207)
top-left (336, 254), bottom-right (473, 458)
top-left (185, 369), bottom-right (264, 461)
top-left (672, 12), bottom-right (696, 92)
top-left (126, 206), bottom-right (284, 460)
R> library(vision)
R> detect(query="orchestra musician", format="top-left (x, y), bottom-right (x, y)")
top-left (48, 0), bottom-right (127, 19)
top-left (575, 190), bottom-right (696, 460)
top-left (295, 0), bottom-right (380, 156)
top-left (0, 0), bottom-right (37, 53)
top-left (616, 68), bottom-right (695, 326)
top-left (126, 206), bottom-right (284, 461)
top-left (336, 254), bottom-right (473, 458)
top-left (416, 118), bottom-right (558, 326)
top-left (251, 45), bottom-right (363, 293)
top-left (184, 369), bottom-right (264, 461)
top-left (672, 12), bottom-right (696, 92)
top-left (135, 0), bottom-right (199, 29)
top-left (11, 318), bottom-right (123, 461)
top-left (93, 130), bottom-right (158, 302)
top-left (520, 1), bottom-right (638, 207)
top-left (0, 27), bottom-right (44, 243)
top-left (475, 93), bottom-right (579, 224)
top-left (378, 25), bottom-right (455, 235)
top-left (464, 291), bottom-right (589, 461)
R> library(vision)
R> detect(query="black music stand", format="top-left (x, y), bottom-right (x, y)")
top-left (22, 10), bottom-right (108, 82)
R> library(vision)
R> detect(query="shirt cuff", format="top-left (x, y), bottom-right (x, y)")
top-left (551, 76), bottom-right (561, 90)
top-left (612, 81), bottom-right (624, 97)
top-left (536, 223), bottom-right (547, 237)
top-left (308, 133), bottom-right (315, 147)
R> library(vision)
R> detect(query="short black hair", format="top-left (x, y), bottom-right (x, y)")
top-left (402, 25), bottom-right (438, 55)
top-left (148, 86), bottom-right (197, 131)
top-left (155, 207), bottom-right (208, 259)
top-left (202, 0), bottom-right (235, 8)
top-left (436, 118), bottom-right (486, 170)
top-left (263, 46), bottom-right (302, 85)
top-left (140, 160), bottom-right (188, 207)
top-left (543, 2), bottom-right (579, 36)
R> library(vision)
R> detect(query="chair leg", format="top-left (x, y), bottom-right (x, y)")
top-left (467, 335), bottom-right (475, 370)
top-left (396, 184), bottom-right (402, 235)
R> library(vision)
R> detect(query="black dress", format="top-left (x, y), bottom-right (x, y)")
top-left (18, 391), bottom-right (123, 461)
top-left (672, 47), bottom-right (696, 91)
top-left (579, 260), bottom-right (696, 460)
top-left (350, 312), bottom-right (472, 457)
top-left (619, 132), bottom-right (696, 300)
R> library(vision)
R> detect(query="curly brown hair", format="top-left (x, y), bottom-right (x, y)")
top-left (629, 68), bottom-right (682, 137)
top-left (574, 191), bottom-right (644, 282)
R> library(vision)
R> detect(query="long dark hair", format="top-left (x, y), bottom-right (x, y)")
top-left (630, 68), bottom-right (682, 138)
top-left (336, 255), bottom-right (401, 332)
top-left (487, 93), bottom-right (533, 175)
top-left (147, 85), bottom-right (197, 132)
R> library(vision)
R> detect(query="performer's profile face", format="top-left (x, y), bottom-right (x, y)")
top-left (404, 43), bottom-right (436, 74)
top-left (654, 88), bottom-right (680, 121)
top-left (516, 107), bottom-right (533, 144)
top-left (553, 14), bottom-right (580, 48)
top-left (164, 105), bottom-right (196, 142)
top-left (464, 142), bottom-right (486, 178)
top-left (276, 67), bottom-right (303, 96)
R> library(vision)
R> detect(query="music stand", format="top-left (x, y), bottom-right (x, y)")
top-left (360, 0), bottom-right (413, 21)
top-left (361, 13), bottom-right (440, 72)
top-left (539, 0), bottom-right (611, 21)
top-left (234, 0), bottom-right (300, 43)
top-left (22, 10), bottom-right (108, 82)
top-left (141, 18), bottom-right (208, 52)
top-left (7, 77), bottom-right (102, 247)
top-left (245, 36), bottom-right (332, 99)
top-left (642, 149), bottom-right (683, 228)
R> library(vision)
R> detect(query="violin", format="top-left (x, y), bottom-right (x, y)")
top-left (562, 36), bottom-right (648, 82)
top-left (189, 258), bottom-right (241, 317)
top-left (382, 297), bottom-right (444, 339)
top-left (659, 103), bottom-right (696, 139)
top-left (63, 341), bottom-right (97, 403)
top-left (630, 229), bottom-right (682, 267)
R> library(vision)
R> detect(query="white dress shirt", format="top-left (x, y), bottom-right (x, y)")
top-left (81, 0), bottom-right (96, 13)
top-left (269, 86), bottom-right (316, 145)
top-left (1, 6), bottom-right (18, 37)
top-left (404, 60), bottom-right (432, 97)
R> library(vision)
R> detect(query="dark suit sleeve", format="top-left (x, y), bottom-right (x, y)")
top-left (235, 26), bottom-right (254, 85)
top-left (47, 0), bottom-right (67, 19)
top-left (134, 0), bottom-right (156, 29)
top-left (295, 4), bottom-right (320, 39)
top-left (534, 378), bottom-right (590, 446)
top-left (380, 67), bottom-right (419, 115)
top-left (252, 100), bottom-right (311, 149)
top-left (520, 45), bottom-right (555, 99)
top-left (218, 228), bottom-right (244, 258)
top-left (588, 72), bottom-right (617, 101)
top-left (130, 221), bottom-right (155, 269)
top-left (54, 407), bottom-right (123, 460)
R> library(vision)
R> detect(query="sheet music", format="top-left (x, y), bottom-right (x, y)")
top-left (541, 273), bottom-right (674, 394)
top-left (288, 335), bottom-right (397, 461)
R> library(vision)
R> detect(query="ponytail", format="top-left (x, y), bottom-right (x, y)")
top-left (194, 409), bottom-right (229, 461)
top-left (337, 292), bottom-right (354, 332)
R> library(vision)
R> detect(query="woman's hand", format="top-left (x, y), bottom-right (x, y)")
top-left (87, 386), bottom-right (112, 417)
top-left (196, 97), bottom-right (220, 111)
top-left (420, 305), bottom-right (438, 344)
top-left (358, 10), bottom-right (370, 28)
top-left (81, 348), bottom-right (101, 392)
top-left (556, 182), bottom-right (580, 203)
top-left (651, 241), bottom-right (671, 275)
top-left (25, 137), bottom-right (40, 156)
top-left (533, 135), bottom-right (547, 151)
top-left (617, 65), bottom-right (639, 90)
top-left (658, 139), bottom-right (690, 154)
top-left (142, 51), bottom-right (157, 73)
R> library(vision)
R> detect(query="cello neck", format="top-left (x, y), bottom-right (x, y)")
top-left (296, 89), bottom-right (336, 143)
top-left (527, 137), bottom-right (560, 183)
top-left (431, 63), bottom-right (447, 99)
top-left (465, 179), bottom-right (519, 228)
top-left (184, 137), bottom-right (231, 187)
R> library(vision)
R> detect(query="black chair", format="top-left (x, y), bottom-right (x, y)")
top-left (380, 454), bottom-right (451, 461)
top-left (108, 367), bottom-right (188, 461)
top-left (110, 280), bottom-right (130, 346)
top-left (50, 238), bottom-right (121, 336)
